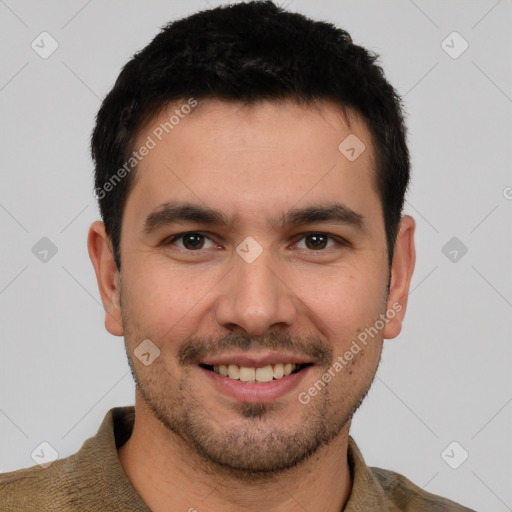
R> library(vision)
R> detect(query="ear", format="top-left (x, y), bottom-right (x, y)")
top-left (87, 221), bottom-right (124, 336)
top-left (383, 215), bottom-right (416, 339)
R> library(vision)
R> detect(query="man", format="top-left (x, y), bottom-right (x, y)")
top-left (0, 1), bottom-right (476, 510)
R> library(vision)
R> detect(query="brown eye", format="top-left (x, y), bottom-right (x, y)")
top-left (181, 233), bottom-right (205, 250)
top-left (299, 233), bottom-right (334, 251)
top-left (164, 232), bottom-right (216, 251)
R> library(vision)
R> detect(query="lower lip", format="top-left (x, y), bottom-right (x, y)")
top-left (200, 366), bottom-right (311, 403)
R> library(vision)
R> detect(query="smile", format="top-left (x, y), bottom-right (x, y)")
top-left (200, 363), bottom-right (313, 383)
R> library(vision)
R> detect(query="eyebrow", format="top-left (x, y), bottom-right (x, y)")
top-left (144, 202), bottom-right (233, 234)
top-left (143, 201), bottom-right (365, 235)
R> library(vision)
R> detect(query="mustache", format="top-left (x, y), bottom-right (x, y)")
top-left (178, 330), bottom-right (333, 367)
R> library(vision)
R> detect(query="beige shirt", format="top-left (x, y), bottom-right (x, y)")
top-left (0, 406), bottom-right (476, 511)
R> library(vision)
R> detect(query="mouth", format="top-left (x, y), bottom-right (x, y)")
top-left (199, 362), bottom-right (313, 383)
top-left (197, 356), bottom-right (314, 403)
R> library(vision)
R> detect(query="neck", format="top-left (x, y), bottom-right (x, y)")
top-left (118, 395), bottom-right (353, 512)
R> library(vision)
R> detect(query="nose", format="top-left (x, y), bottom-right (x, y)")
top-left (214, 248), bottom-right (299, 336)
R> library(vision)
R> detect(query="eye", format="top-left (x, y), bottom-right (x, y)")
top-left (295, 232), bottom-right (341, 251)
top-left (162, 231), bottom-right (346, 253)
top-left (163, 232), bottom-right (217, 251)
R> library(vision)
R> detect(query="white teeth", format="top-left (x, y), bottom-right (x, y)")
top-left (227, 364), bottom-right (240, 380)
top-left (273, 363), bottom-right (284, 379)
top-left (214, 363), bottom-right (298, 383)
top-left (239, 367), bottom-right (256, 382)
top-left (255, 365), bottom-right (274, 383)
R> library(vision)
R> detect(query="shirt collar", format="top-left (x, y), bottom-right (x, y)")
top-left (345, 435), bottom-right (391, 511)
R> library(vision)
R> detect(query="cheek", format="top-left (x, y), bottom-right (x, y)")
top-left (121, 261), bottom-right (219, 346)
top-left (296, 268), bottom-right (387, 345)
top-left (328, 340), bottom-right (382, 409)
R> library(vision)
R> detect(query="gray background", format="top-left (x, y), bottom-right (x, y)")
top-left (1, 1), bottom-right (511, 510)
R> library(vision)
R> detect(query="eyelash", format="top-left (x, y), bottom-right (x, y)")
top-left (162, 231), bottom-right (348, 252)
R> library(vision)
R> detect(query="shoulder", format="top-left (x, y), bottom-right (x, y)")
top-left (0, 407), bottom-right (142, 512)
top-left (369, 466), bottom-right (477, 511)
top-left (0, 455), bottom-right (82, 511)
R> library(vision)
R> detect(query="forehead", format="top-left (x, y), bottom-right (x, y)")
top-left (125, 98), bottom-right (380, 229)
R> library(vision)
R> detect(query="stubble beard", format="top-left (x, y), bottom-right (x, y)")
top-left (125, 344), bottom-right (378, 481)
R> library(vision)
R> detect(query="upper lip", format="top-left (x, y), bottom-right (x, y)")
top-left (200, 351), bottom-right (312, 367)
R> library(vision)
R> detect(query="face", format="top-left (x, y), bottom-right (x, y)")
top-left (90, 98), bottom-right (414, 476)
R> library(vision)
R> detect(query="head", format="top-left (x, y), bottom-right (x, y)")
top-left (88, 1), bottom-right (415, 477)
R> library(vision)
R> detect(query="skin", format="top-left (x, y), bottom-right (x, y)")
top-left (88, 98), bottom-right (415, 512)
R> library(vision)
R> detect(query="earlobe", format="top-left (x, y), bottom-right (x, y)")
top-left (383, 215), bottom-right (416, 340)
top-left (87, 221), bottom-right (124, 337)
